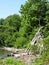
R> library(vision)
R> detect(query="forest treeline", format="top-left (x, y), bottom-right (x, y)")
top-left (0, 0), bottom-right (49, 65)
top-left (0, 0), bottom-right (49, 48)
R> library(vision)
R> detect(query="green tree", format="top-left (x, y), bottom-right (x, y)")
top-left (0, 14), bottom-right (21, 47)
top-left (19, 0), bottom-right (48, 41)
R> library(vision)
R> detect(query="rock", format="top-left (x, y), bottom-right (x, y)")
top-left (21, 53), bottom-right (27, 56)
top-left (14, 54), bottom-right (20, 58)
top-left (7, 53), bottom-right (14, 57)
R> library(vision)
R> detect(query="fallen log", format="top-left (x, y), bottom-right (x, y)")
top-left (0, 47), bottom-right (28, 53)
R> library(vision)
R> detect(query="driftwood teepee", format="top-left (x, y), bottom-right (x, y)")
top-left (30, 27), bottom-right (43, 45)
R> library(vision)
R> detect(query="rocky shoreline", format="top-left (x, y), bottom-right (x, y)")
top-left (0, 47), bottom-right (30, 58)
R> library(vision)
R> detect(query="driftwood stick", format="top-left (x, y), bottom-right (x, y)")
top-left (0, 47), bottom-right (27, 53)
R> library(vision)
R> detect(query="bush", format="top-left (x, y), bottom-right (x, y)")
top-left (14, 37), bottom-right (28, 48)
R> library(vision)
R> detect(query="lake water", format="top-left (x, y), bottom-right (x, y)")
top-left (0, 50), bottom-right (11, 58)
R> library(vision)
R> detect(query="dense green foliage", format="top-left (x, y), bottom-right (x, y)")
top-left (0, 0), bottom-right (49, 65)
top-left (1, 0), bottom-right (49, 48)
top-left (0, 14), bottom-right (21, 47)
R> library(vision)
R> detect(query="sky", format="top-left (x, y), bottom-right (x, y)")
top-left (0, 0), bottom-right (27, 18)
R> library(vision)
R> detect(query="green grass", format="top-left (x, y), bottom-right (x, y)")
top-left (0, 58), bottom-right (25, 65)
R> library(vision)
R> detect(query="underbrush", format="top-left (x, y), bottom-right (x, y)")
top-left (0, 58), bottom-right (25, 65)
